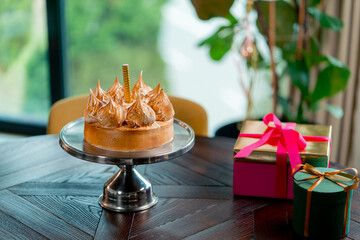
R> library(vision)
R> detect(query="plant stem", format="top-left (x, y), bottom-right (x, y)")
top-left (246, 47), bottom-right (258, 119)
top-left (269, 0), bottom-right (277, 115)
top-left (247, 87), bottom-right (254, 119)
top-left (296, 0), bottom-right (306, 56)
top-left (289, 0), bottom-right (299, 115)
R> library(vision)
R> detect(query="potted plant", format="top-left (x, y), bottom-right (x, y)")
top-left (191, 0), bottom-right (350, 125)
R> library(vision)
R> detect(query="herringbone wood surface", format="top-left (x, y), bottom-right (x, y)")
top-left (0, 135), bottom-right (359, 239)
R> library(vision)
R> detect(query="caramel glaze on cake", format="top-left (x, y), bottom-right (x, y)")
top-left (83, 73), bottom-right (175, 151)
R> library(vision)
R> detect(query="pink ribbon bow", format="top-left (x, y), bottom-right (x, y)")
top-left (234, 113), bottom-right (330, 198)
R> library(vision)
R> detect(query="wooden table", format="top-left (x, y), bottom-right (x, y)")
top-left (0, 135), bottom-right (359, 239)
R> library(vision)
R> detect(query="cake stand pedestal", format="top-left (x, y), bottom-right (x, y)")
top-left (59, 118), bottom-right (194, 212)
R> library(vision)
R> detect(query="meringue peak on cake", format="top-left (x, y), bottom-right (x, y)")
top-left (126, 93), bottom-right (156, 127)
top-left (132, 71), bottom-right (152, 100)
top-left (146, 83), bottom-right (161, 102)
top-left (97, 98), bottom-right (126, 128)
top-left (107, 77), bottom-right (124, 103)
top-left (84, 89), bottom-right (103, 123)
top-left (148, 85), bottom-right (175, 121)
top-left (94, 80), bottom-right (110, 103)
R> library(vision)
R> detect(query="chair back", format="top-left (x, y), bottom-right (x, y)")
top-left (47, 94), bottom-right (208, 136)
top-left (168, 95), bottom-right (208, 136)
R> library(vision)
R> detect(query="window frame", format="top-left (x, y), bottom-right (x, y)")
top-left (0, 0), bottom-right (67, 135)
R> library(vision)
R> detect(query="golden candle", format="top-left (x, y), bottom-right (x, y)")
top-left (122, 64), bottom-right (131, 103)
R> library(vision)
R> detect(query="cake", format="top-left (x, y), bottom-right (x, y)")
top-left (83, 71), bottom-right (175, 151)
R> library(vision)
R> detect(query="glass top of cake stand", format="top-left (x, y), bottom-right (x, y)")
top-left (59, 118), bottom-right (195, 165)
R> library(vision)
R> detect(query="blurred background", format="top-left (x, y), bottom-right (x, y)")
top-left (0, 0), bottom-right (246, 136)
top-left (0, 0), bottom-right (359, 168)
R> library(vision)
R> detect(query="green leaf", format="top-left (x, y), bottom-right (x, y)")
top-left (312, 65), bottom-right (350, 102)
top-left (198, 26), bottom-right (234, 61)
top-left (198, 34), bottom-right (216, 47)
top-left (325, 55), bottom-right (347, 68)
top-left (309, 37), bottom-right (320, 54)
top-left (226, 13), bottom-right (238, 25)
top-left (308, 0), bottom-right (322, 7)
top-left (282, 41), bottom-right (297, 62)
top-left (303, 52), bottom-right (326, 68)
top-left (198, 26), bottom-right (229, 47)
top-left (307, 7), bottom-right (343, 32)
top-left (303, 50), bottom-right (347, 69)
top-left (301, 37), bottom-right (321, 68)
top-left (326, 104), bottom-right (344, 118)
top-left (288, 60), bottom-right (310, 96)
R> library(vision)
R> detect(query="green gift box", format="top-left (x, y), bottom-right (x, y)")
top-left (293, 164), bottom-right (359, 239)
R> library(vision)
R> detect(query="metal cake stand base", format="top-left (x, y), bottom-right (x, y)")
top-left (99, 165), bottom-right (158, 212)
top-left (59, 118), bottom-right (194, 212)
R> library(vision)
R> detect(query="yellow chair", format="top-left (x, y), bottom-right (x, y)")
top-left (47, 94), bottom-right (208, 136)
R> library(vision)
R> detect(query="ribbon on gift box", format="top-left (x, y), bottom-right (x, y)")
top-left (292, 163), bottom-right (359, 237)
top-left (234, 113), bottom-right (330, 198)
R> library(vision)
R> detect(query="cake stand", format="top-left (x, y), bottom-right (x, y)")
top-left (59, 118), bottom-right (195, 212)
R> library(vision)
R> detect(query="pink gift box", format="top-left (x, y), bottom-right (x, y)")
top-left (233, 161), bottom-right (294, 198)
top-left (233, 119), bottom-right (331, 199)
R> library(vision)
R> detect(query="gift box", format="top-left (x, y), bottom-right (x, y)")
top-left (233, 113), bottom-right (331, 199)
top-left (292, 164), bottom-right (359, 239)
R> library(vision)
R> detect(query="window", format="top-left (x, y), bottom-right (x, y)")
top-left (0, 0), bottom-right (49, 134)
